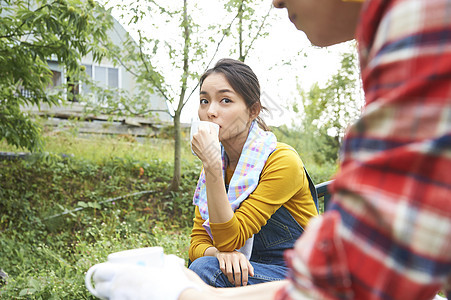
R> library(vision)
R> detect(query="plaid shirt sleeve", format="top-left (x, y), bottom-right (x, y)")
top-left (277, 0), bottom-right (451, 299)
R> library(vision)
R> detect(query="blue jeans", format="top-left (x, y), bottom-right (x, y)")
top-left (188, 256), bottom-right (288, 287)
top-left (189, 206), bottom-right (304, 287)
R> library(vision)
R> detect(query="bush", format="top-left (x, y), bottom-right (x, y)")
top-left (0, 153), bottom-right (199, 298)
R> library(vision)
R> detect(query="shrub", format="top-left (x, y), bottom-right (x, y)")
top-left (0, 153), bottom-right (198, 298)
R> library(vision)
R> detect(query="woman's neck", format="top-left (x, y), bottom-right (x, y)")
top-left (222, 138), bottom-right (246, 170)
top-left (221, 121), bottom-right (253, 170)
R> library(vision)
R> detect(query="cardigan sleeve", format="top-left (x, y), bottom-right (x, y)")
top-left (189, 205), bottom-right (214, 262)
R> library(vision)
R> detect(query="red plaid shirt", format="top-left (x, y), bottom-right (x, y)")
top-left (277, 0), bottom-right (451, 299)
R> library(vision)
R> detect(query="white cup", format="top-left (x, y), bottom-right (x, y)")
top-left (190, 120), bottom-right (220, 156)
top-left (85, 247), bottom-right (164, 299)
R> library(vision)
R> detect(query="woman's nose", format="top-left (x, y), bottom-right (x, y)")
top-left (207, 103), bottom-right (218, 118)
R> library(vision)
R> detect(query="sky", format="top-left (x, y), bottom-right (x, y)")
top-left (101, 0), bottom-right (357, 127)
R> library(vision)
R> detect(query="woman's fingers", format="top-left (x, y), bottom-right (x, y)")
top-left (225, 258), bottom-right (235, 285)
top-left (216, 252), bottom-right (234, 284)
top-left (191, 127), bottom-right (220, 162)
top-left (216, 251), bottom-right (235, 285)
top-left (216, 251), bottom-right (253, 286)
top-left (233, 258), bottom-right (243, 286)
top-left (217, 254), bottom-right (226, 274)
top-left (237, 258), bottom-right (248, 286)
top-left (248, 260), bottom-right (255, 277)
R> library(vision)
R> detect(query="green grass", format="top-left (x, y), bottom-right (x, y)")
top-left (0, 130), bottom-right (197, 164)
top-left (0, 129), bottom-right (201, 298)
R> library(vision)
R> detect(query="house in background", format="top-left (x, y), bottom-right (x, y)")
top-left (24, 12), bottom-right (173, 138)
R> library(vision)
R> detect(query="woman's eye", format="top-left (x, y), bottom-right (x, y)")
top-left (221, 98), bottom-right (231, 103)
top-left (200, 99), bottom-right (208, 104)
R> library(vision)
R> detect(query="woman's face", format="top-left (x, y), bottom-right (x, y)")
top-left (198, 72), bottom-right (254, 144)
top-left (272, 0), bottom-right (362, 47)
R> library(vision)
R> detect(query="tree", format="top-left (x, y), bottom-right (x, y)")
top-left (0, 0), bottom-right (114, 151)
top-left (290, 46), bottom-right (363, 165)
top-left (96, 0), bottom-right (274, 191)
top-left (95, 0), bottom-right (205, 192)
top-left (271, 47), bottom-right (361, 183)
top-left (224, 0), bottom-right (273, 62)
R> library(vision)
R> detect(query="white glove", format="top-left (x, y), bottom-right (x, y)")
top-left (87, 254), bottom-right (201, 300)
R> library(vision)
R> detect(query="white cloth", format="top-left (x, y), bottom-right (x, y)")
top-left (236, 236), bottom-right (254, 260)
top-left (86, 255), bottom-right (201, 300)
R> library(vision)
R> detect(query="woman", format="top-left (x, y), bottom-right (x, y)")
top-left (189, 58), bottom-right (318, 288)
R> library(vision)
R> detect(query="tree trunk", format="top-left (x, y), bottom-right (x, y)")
top-left (238, 1), bottom-right (244, 62)
top-left (169, 0), bottom-right (190, 192)
top-left (170, 110), bottom-right (182, 191)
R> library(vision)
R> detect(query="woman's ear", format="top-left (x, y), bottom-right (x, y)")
top-left (249, 102), bottom-right (261, 120)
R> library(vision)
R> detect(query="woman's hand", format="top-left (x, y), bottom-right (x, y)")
top-left (191, 123), bottom-right (221, 169)
top-left (215, 251), bottom-right (255, 287)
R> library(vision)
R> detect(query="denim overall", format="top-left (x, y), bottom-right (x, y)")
top-left (188, 167), bottom-right (318, 287)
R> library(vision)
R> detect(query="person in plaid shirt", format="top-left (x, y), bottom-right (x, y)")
top-left (271, 0), bottom-right (451, 299)
top-left (86, 0), bottom-right (451, 299)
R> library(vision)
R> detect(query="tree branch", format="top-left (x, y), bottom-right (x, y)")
top-left (177, 0), bottom-right (190, 115)
top-left (238, 1), bottom-right (244, 62)
top-left (0, 2), bottom-right (58, 39)
top-left (182, 9), bottom-right (241, 108)
top-left (101, 30), bottom-right (172, 113)
top-left (137, 31), bottom-right (170, 103)
top-left (243, 4), bottom-right (273, 60)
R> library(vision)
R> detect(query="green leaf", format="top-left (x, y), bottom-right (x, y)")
top-left (88, 202), bottom-right (101, 209)
top-left (28, 278), bottom-right (41, 291)
top-left (19, 288), bottom-right (35, 296)
top-left (77, 201), bottom-right (88, 208)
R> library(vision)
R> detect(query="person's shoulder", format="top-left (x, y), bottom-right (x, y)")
top-left (274, 142), bottom-right (299, 156)
top-left (275, 142), bottom-right (297, 152)
top-left (268, 142), bottom-right (303, 167)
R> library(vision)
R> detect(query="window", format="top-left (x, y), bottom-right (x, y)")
top-left (20, 89), bottom-right (33, 98)
top-left (95, 66), bottom-right (107, 86)
top-left (51, 70), bottom-right (62, 87)
top-left (108, 68), bottom-right (119, 88)
top-left (67, 77), bottom-right (79, 102)
top-left (82, 64), bottom-right (120, 92)
top-left (82, 65), bottom-right (92, 94)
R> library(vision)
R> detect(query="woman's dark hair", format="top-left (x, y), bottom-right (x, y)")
top-left (199, 58), bottom-right (270, 131)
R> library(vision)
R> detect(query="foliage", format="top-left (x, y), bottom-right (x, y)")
top-left (0, 0), bottom-right (114, 152)
top-left (289, 47), bottom-right (363, 165)
top-left (91, 0), bottom-right (209, 192)
top-left (224, 0), bottom-right (274, 62)
top-left (0, 149), bottom-right (199, 298)
top-left (91, 0), bottom-right (275, 191)
top-left (272, 125), bottom-right (338, 184)
top-left (270, 47), bottom-right (362, 186)
top-left (304, 50), bottom-right (363, 139)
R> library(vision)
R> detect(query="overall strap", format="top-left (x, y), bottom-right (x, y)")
top-left (269, 143), bottom-right (319, 213)
top-left (303, 167), bottom-right (319, 213)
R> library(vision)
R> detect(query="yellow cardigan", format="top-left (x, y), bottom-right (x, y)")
top-left (189, 142), bottom-right (318, 262)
